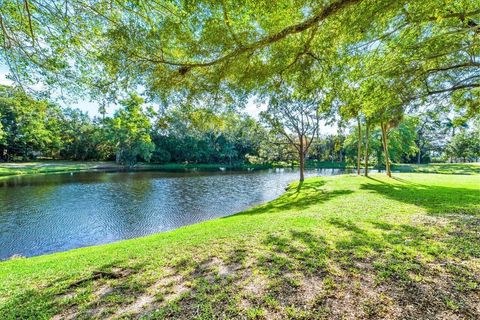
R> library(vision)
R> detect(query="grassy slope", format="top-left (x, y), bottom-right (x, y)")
top-left (1, 172), bottom-right (479, 319)
top-left (392, 162), bottom-right (480, 175)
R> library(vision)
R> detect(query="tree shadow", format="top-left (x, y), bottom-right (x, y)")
top-left (0, 261), bottom-right (147, 319)
top-left (361, 177), bottom-right (480, 216)
top-left (393, 163), bottom-right (480, 175)
top-left (326, 216), bottom-right (480, 317)
top-left (258, 222), bottom-right (480, 318)
top-left (232, 179), bottom-right (354, 217)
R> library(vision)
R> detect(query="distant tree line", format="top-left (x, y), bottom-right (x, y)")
top-left (1, 85), bottom-right (478, 167)
top-left (0, 85), bottom-right (265, 166)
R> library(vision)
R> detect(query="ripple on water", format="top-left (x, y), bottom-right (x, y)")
top-left (0, 168), bottom-right (350, 259)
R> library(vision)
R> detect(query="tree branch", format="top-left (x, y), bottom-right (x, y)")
top-left (426, 83), bottom-right (480, 95)
top-left (141, 0), bottom-right (360, 72)
top-left (24, 0), bottom-right (35, 45)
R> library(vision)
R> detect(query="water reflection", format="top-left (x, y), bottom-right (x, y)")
top-left (0, 168), bottom-right (351, 259)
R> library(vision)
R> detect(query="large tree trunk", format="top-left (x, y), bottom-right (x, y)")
top-left (357, 116), bottom-right (362, 175)
top-left (364, 122), bottom-right (369, 177)
top-left (381, 122), bottom-right (392, 178)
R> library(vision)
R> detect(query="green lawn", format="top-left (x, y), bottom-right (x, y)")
top-left (3, 160), bottom-right (477, 178)
top-left (0, 161), bottom-right (121, 177)
top-left (392, 162), bottom-right (480, 175)
top-left (1, 171), bottom-right (479, 319)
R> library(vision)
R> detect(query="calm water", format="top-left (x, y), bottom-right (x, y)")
top-left (0, 168), bottom-right (349, 259)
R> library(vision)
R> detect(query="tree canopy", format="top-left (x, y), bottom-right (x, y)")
top-left (1, 1), bottom-right (477, 106)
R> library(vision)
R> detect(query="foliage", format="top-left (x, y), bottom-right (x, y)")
top-left (0, 1), bottom-right (478, 171)
top-left (153, 106), bottom-right (266, 164)
top-left (0, 85), bottom-right (60, 160)
top-left (1, 1), bottom-right (476, 111)
top-left (0, 86), bottom-right (271, 166)
top-left (446, 129), bottom-right (480, 162)
top-left (107, 94), bottom-right (155, 166)
top-left (1, 81), bottom-right (476, 168)
top-left (343, 117), bottom-right (418, 166)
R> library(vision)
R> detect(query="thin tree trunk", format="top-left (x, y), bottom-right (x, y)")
top-left (316, 113), bottom-right (321, 161)
top-left (299, 135), bottom-right (305, 182)
top-left (357, 116), bottom-right (362, 175)
top-left (299, 151), bottom-right (305, 182)
top-left (450, 127), bottom-right (456, 163)
top-left (365, 122), bottom-right (369, 177)
top-left (381, 122), bottom-right (392, 177)
top-left (417, 149), bottom-right (421, 164)
top-left (116, 150), bottom-right (121, 165)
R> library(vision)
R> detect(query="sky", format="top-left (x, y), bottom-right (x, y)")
top-left (0, 63), bottom-right (337, 133)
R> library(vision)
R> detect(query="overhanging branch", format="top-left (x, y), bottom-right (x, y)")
top-left (142, 0), bottom-right (361, 72)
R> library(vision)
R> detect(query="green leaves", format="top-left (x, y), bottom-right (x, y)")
top-left (0, 0), bottom-right (477, 137)
top-left (108, 94), bottom-right (155, 165)
top-left (0, 85), bottom-right (61, 160)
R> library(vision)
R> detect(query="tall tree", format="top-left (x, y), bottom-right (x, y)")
top-left (336, 82), bottom-right (364, 175)
top-left (108, 94), bottom-right (155, 166)
top-left (261, 86), bottom-right (321, 182)
top-left (0, 85), bottom-right (57, 160)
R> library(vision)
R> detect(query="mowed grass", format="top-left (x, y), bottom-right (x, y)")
top-left (392, 162), bottom-right (480, 175)
top-left (1, 172), bottom-right (479, 319)
top-left (0, 161), bottom-right (119, 177)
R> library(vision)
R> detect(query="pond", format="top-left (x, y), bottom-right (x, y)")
top-left (0, 168), bottom-right (352, 260)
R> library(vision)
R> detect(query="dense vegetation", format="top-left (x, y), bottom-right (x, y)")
top-left (0, 86), bottom-right (266, 166)
top-left (1, 85), bottom-right (479, 170)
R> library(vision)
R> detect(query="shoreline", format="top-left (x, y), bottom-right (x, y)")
top-left (0, 160), bottom-right (351, 178)
top-left (1, 161), bottom-right (478, 178)
top-left (1, 172), bottom-right (479, 318)
top-left (0, 167), bottom-right (349, 261)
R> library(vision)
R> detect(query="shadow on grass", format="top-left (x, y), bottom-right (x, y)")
top-left (4, 220), bottom-right (479, 319)
top-left (259, 220), bottom-right (480, 318)
top-left (0, 261), bottom-right (145, 319)
top-left (361, 177), bottom-right (480, 215)
top-left (392, 163), bottom-right (480, 175)
top-left (232, 179), bottom-right (353, 217)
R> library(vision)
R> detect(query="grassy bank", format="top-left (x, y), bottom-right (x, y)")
top-left (0, 161), bottom-right (122, 177)
top-left (1, 172), bottom-right (479, 319)
top-left (392, 163), bottom-right (480, 175)
top-left (5, 160), bottom-right (475, 178)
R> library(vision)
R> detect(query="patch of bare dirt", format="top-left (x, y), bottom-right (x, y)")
top-left (110, 268), bottom-right (189, 319)
top-left (52, 305), bottom-right (81, 320)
